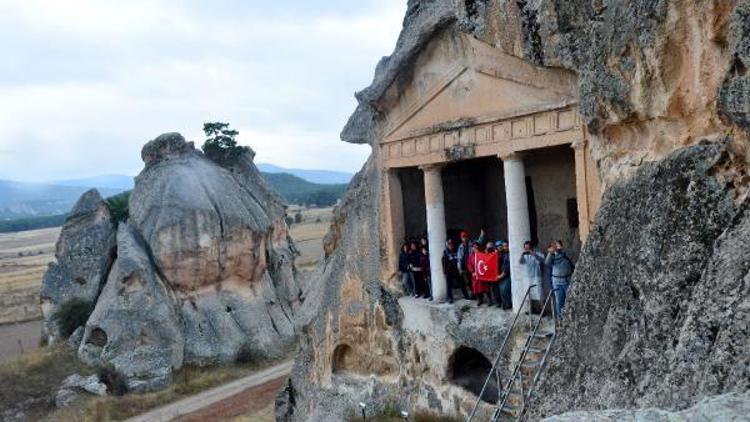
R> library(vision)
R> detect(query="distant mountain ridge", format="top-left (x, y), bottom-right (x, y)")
top-left (0, 164), bottom-right (350, 222)
top-left (257, 163), bottom-right (353, 184)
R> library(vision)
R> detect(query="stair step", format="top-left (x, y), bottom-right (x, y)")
top-left (530, 331), bottom-right (554, 339)
top-left (521, 360), bottom-right (541, 369)
top-left (524, 346), bottom-right (545, 353)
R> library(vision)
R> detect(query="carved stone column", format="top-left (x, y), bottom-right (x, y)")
top-left (420, 164), bottom-right (447, 302)
top-left (501, 152), bottom-right (533, 312)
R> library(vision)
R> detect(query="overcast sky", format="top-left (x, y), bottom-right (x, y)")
top-left (0, 0), bottom-right (406, 182)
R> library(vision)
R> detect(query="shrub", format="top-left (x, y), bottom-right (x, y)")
top-left (294, 212), bottom-right (303, 224)
top-left (235, 342), bottom-right (257, 364)
top-left (53, 298), bottom-right (93, 338)
top-left (201, 122), bottom-right (250, 166)
top-left (97, 364), bottom-right (129, 396)
top-left (285, 216), bottom-right (294, 226)
top-left (105, 191), bottom-right (131, 224)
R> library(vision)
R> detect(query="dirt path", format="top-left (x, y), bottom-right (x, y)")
top-left (126, 360), bottom-right (293, 422)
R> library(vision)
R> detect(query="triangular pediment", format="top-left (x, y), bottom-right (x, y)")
top-left (380, 32), bottom-right (578, 143)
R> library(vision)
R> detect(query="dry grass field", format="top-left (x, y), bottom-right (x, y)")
top-left (0, 227), bottom-right (59, 324)
top-left (288, 206), bottom-right (333, 269)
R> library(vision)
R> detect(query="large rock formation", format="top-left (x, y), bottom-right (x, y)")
top-left (43, 133), bottom-right (300, 391)
top-left (280, 1), bottom-right (750, 421)
top-left (40, 189), bottom-right (117, 342)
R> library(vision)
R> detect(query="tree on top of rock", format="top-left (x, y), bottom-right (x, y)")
top-left (201, 122), bottom-right (253, 166)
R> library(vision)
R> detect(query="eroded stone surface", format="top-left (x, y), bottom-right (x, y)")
top-left (40, 189), bottom-right (116, 342)
top-left (531, 142), bottom-right (749, 417)
top-left (78, 223), bottom-right (183, 392)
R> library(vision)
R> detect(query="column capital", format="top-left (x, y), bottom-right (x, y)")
top-left (571, 139), bottom-right (586, 150)
top-left (499, 151), bottom-right (524, 162)
top-left (418, 163), bottom-right (445, 172)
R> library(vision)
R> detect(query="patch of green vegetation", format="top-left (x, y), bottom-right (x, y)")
top-left (104, 191), bottom-right (131, 224)
top-left (202, 122), bottom-right (251, 166)
top-left (54, 298), bottom-right (94, 338)
top-left (0, 213), bottom-right (68, 233)
top-left (262, 172), bottom-right (347, 207)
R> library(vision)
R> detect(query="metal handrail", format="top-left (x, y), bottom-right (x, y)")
top-left (467, 284), bottom-right (538, 421)
top-left (491, 288), bottom-right (557, 421)
top-left (512, 288), bottom-right (558, 421)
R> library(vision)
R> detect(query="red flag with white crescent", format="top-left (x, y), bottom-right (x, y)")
top-left (474, 251), bottom-right (499, 282)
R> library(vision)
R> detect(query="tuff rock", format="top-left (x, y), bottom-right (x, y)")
top-left (43, 132), bottom-right (300, 391)
top-left (40, 188), bottom-right (116, 343)
top-left (281, 0), bottom-right (750, 421)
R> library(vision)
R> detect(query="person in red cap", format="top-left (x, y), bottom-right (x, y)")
top-left (457, 229), bottom-right (484, 300)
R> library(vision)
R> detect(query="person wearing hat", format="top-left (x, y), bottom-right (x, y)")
top-left (457, 229), bottom-right (484, 299)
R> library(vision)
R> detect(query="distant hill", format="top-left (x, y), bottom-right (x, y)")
top-left (54, 174), bottom-right (135, 190)
top-left (262, 173), bottom-right (348, 207)
top-left (257, 163), bottom-right (353, 184)
top-left (0, 166), bottom-right (347, 227)
top-left (0, 180), bottom-right (123, 220)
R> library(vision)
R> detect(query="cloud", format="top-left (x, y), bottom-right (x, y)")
top-left (0, 0), bottom-right (405, 181)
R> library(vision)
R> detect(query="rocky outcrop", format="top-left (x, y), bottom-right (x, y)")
top-left (283, 1), bottom-right (750, 421)
top-left (43, 132), bottom-right (300, 391)
top-left (78, 223), bottom-right (183, 392)
top-left (530, 142), bottom-right (749, 417)
top-left (40, 189), bottom-right (116, 342)
top-left (543, 392), bottom-right (750, 422)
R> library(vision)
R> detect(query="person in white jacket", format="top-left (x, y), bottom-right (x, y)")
top-left (519, 240), bottom-right (545, 302)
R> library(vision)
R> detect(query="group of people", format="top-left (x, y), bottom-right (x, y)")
top-left (397, 229), bottom-right (575, 316)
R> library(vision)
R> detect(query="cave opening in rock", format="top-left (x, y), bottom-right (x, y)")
top-left (447, 346), bottom-right (498, 403)
top-left (332, 343), bottom-right (354, 374)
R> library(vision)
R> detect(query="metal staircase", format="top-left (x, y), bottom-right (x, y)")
top-left (467, 285), bottom-right (558, 422)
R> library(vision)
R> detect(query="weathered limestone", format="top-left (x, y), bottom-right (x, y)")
top-left (282, 1), bottom-right (750, 421)
top-left (421, 164), bottom-right (447, 301)
top-left (501, 153), bottom-right (533, 308)
top-left (40, 189), bottom-right (116, 342)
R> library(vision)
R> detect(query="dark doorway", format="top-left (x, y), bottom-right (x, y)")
top-left (447, 346), bottom-right (499, 404)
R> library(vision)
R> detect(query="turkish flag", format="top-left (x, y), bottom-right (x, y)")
top-left (472, 251), bottom-right (499, 282)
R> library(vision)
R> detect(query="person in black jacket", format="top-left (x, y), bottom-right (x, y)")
top-left (442, 239), bottom-right (465, 304)
top-left (408, 241), bottom-right (423, 297)
top-left (398, 243), bottom-right (415, 296)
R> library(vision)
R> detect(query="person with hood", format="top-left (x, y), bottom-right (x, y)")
top-left (545, 240), bottom-right (575, 316)
top-left (398, 242), bottom-right (415, 296)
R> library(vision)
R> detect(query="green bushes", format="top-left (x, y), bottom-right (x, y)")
top-left (97, 364), bottom-right (129, 396)
top-left (105, 191), bottom-right (131, 223)
top-left (53, 298), bottom-right (93, 338)
top-left (235, 342), bottom-right (258, 364)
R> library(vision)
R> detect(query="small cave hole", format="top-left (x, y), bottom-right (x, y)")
top-left (74, 277), bottom-right (86, 285)
top-left (226, 306), bottom-right (233, 313)
top-left (87, 328), bottom-right (108, 348)
top-left (447, 346), bottom-right (498, 404)
top-left (332, 344), bottom-right (355, 374)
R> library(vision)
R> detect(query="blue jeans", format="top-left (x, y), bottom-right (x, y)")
top-left (552, 279), bottom-right (570, 317)
top-left (401, 272), bottom-right (415, 295)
